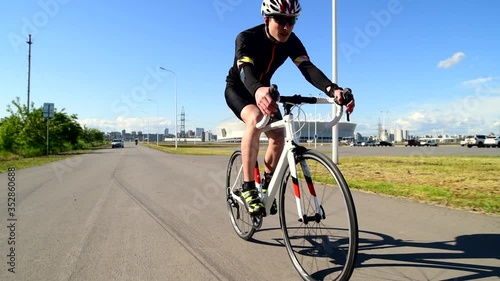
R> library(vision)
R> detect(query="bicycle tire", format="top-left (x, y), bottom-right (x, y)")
top-left (226, 150), bottom-right (256, 240)
top-left (279, 149), bottom-right (358, 281)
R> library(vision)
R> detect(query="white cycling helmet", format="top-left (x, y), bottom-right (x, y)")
top-left (261, 0), bottom-right (301, 16)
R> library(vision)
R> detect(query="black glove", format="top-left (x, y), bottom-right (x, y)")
top-left (331, 88), bottom-right (354, 122)
top-left (340, 88), bottom-right (353, 106)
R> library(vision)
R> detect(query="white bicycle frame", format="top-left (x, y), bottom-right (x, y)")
top-left (230, 96), bottom-right (344, 219)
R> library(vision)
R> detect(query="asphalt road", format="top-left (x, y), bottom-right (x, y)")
top-left (0, 143), bottom-right (498, 281)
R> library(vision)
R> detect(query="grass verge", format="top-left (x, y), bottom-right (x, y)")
top-left (338, 156), bottom-right (499, 215)
top-left (0, 145), bottom-right (108, 173)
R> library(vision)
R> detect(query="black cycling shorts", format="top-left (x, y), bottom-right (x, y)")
top-left (225, 82), bottom-right (282, 121)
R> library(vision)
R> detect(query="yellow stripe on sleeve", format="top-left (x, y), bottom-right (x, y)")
top-left (238, 56), bottom-right (254, 64)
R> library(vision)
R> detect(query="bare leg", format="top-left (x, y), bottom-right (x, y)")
top-left (239, 104), bottom-right (280, 216)
top-left (264, 128), bottom-right (285, 174)
top-left (240, 104), bottom-right (263, 182)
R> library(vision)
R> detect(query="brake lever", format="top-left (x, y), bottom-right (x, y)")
top-left (269, 84), bottom-right (279, 100)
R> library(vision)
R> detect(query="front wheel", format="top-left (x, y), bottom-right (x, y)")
top-left (279, 150), bottom-right (358, 281)
top-left (226, 150), bottom-right (256, 240)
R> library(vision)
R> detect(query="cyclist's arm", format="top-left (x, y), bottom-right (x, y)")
top-left (296, 60), bottom-right (340, 94)
top-left (237, 59), bottom-right (266, 96)
top-left (289, 34), bottom-right (341, 95)
top-left (235, 34), bottom-right (266, 96)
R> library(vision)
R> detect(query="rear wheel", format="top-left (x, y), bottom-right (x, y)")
top-left (226, 150), bottom-right (256, 240)
top-left (279, 150), bottom-right (358, 281)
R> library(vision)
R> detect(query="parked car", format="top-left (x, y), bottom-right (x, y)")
top-left (376, 141), bottom-right (393, 147)
top-left (362, 140), bottom-right (377, 147)
top-left (350, 141), bottom-right (363, 147)
top-left (404, 139), bottom-right (420, 147)
top-left (464, 134), bottom-right (486, 148)
top-left (420, 140), bottom-right (439, 147)
top-left (111, 139), bottom-right (124, 148)
top-left (484, 136), bottom-right (500, 148)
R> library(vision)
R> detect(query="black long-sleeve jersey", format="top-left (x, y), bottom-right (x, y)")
top-left (226, 24), bottom-right (334, 96)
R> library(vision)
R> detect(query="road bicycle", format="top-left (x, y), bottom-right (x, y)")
top-left (225, 85), bottom-right (359, 281)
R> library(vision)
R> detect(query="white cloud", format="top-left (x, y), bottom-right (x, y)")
top-left (437, 52), bottom-right (465, 69)
top-left (390, 95), bottom-right (500, 136)
top-left (408, 112), bottom-right (426, 122)
top-left (462, 77), bottom-right (494, 87)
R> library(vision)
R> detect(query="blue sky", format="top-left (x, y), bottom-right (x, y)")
top-left (2, 0), bottom-right (499, 137)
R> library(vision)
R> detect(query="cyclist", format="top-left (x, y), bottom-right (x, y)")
top-left (224, 0), bottom-right (355, 216)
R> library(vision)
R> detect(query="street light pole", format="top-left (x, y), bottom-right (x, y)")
top-left (159, 67), bottom-right (178, 149)
top-left (331, 0), bottom-right (339, 164)
top-left (142, 111), bottom-right (149, 144)
top-left (315, 100), bottom-right (318, 149)
top-left (148, 98), bottom-right (159, 146)
top-left (142, 118), bottom-right (145, 141)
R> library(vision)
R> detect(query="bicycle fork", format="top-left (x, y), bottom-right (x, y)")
top-left (263, 144), bottom-right (325, 223)
top-left (297, 159), bottom-right (325, 223)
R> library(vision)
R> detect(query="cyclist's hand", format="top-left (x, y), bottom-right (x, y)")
top-left (255, 87), bottom-right (279, 116)
top-left (332, 89), bottom-right (355, 115)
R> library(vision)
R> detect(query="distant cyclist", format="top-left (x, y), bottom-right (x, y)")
top-left (224, 0), bottom-right (355, 216)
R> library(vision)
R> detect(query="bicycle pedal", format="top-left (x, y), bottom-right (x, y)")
top-left (252, 216), bottom-right (263, 230)
top-left (269, 199), bottom-right (277, 215)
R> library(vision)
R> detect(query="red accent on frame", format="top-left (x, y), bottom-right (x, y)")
top-left (292, 177), bottom-right (300, 199)
top-left (254, 161), bottom-right (261, 184)
top-left (305, 176), bottom-right (316, 197)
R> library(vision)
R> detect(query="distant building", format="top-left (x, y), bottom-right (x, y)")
top-left (203, 130), bottom-right (214, 142)
top-left (108, 131), bottom-right (122, 140)
top-left (195, 128), bottom-right (204, 138)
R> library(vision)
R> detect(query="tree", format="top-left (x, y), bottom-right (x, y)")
top-left (0, 98), bottom-right (45, 155)
top-left (82, 126), bottom-right (105, 143)
top-left (48, 110), bottom-right (83, 152)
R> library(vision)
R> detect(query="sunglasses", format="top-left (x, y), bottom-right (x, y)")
top-left (272, 16), bottom-right (297, 26)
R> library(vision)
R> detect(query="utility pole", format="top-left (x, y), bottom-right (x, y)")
top-left (27, 34), bottom-right (33, 114)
